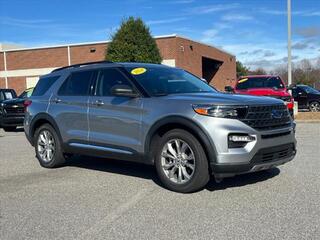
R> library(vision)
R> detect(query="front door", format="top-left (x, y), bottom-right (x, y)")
top-left (88, 67), bottom-right (143, 156)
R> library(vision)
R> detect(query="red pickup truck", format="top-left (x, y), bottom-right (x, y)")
top-left (225, 75), bottom-right (294, 117)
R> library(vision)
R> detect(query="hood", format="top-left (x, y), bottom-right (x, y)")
top-left (1, 98), bottom-right (25, 106)
top-left (235, 88), bottom-right (290, 97)
top-left (160, 92), bottom-right (284, 105)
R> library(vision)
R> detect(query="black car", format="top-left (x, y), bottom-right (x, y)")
top-left (0, 88), bottom-right (30, 131)
top-left (291, 85), bottom-right (320, 112)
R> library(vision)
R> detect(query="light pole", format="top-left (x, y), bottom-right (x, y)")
top-left (287, 0), bottom-right (292, 86)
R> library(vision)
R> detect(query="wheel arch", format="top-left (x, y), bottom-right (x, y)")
top-left (144, 116), bottom-right (217, 166)
top-left (29, 113), bottom-right (63, 146)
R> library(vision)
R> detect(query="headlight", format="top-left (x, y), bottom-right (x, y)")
top-left (192, 105), bottom-right (248, 118)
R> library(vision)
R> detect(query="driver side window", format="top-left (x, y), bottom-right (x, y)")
top-left (96, 68), bottom-right (132, 96)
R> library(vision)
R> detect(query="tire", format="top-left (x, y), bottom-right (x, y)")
top-left (3, 126), bottom-right (16, 132)
top-left (154, 129), bottom-right (210, 193)
top-left (34, 123), bottom-right (65, 168)
top-left (309, 101), bottom-right (320, 112)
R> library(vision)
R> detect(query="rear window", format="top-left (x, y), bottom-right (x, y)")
top-left (32, 76), bottom-right (60, 96)
top-left (236, 77), bottom-right (284, 90)
top-left (58, 70), bottom-right (94, 96)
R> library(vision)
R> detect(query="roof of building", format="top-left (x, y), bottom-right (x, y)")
top-left (0, 34), bottom-right (234, 57)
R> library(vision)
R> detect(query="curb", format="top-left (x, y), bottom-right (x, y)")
top-left (295, 120), bottom-right (320, 123)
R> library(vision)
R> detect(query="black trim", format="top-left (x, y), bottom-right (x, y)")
top-left (211, 143), bottom-right (296, 175)
top-left (63, 140), bottom-right (144, 163)
top-left (144, 116), bottom-right (218, 164)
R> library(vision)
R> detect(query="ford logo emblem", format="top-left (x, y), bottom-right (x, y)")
top-left (271, 110), bottom-right (283, 119)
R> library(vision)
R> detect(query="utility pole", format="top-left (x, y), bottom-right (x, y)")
top-left (287, 0), bottom-right (292, 86)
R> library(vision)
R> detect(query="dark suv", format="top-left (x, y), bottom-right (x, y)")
top-left (24, 61), bottom-right (296, 193)
top-left (291, 85), bottom-right (320, 112)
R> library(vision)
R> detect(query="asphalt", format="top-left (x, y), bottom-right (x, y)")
top-left (0, 123), bottom-right (319, 240)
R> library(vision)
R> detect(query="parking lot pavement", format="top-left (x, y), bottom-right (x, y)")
top-left (0, 124), bottom-right (319, 240)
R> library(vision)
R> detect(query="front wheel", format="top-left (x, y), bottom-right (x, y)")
top-left (155, 129), bottom-right (209, 193)
top-left (309, 101), bottom-right (320, 112)
top-left (34, 124), bottom-right (66, 168)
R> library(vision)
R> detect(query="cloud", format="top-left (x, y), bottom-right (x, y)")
top-left (260, 9), bottom-right (320, 17)
top-left (292, 42), bottom-right (310, 50)
top-left (188, 3), bottom-right (239, 15)
top-left (222, 14), bottom-right (253, 21)
top-left (295, 27), bottom-right (320, 38)
top-left (200, 23), bottom-right (231, 43)
top-left (146, 17), bottom-right (186, 25)
top-left (171, 0), bottom-right (194, 3)
top-left (263, 50), bottom-right (276, 57)
top-left (238, 49), bottom-right (276, 57)
top-left (0, 17), bottom-right (53, 28)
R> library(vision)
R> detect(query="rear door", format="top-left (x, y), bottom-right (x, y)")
top-left (88, 67), bottom-right (143, 156)
top-left (48, 70), bottom-right (96, 144)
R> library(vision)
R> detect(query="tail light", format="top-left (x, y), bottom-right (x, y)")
top-left (23, 100), bottom-right (32, 111)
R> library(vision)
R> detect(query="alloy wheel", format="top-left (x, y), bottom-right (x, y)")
top-left (161, 139), bottom-right (196, 184)
top-left (37, 130), bottom-right (55, 163)
top-left (310, 102), bottom-right (320, 112)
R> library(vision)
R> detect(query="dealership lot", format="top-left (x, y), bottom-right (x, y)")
top-left (0, 123), bottom-right (319, 240)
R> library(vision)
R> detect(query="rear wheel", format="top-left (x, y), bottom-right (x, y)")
top-left (155, 129), bottom-right (209, 193)
top-left (34, 124), bottom-right (65, 168)
top-left (309, 101), bottom-right (320, 112)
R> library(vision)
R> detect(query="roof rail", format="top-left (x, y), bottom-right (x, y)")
top-left (51, 60), bottom-right (113, 72)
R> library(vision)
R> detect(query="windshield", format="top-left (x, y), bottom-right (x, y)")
top-left (125, 66), bottom-right (216, 96)
top-left (300, 85), bottom-right (319, 94)
top-left (236, 77), bottom-right (285, 90)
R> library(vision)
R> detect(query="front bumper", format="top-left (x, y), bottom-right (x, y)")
top-left (0, 115), bottom-right (24, 127)
top-left (212, 143), bottom-right (296, 178)
top-left (194, 115), bottom-right (297, 177)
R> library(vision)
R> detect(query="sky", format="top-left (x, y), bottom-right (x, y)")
top-left (0, 0), bottom-right (319, 70)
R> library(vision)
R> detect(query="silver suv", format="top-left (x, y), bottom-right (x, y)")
top-left (24, 61), bottom-right (297, 193)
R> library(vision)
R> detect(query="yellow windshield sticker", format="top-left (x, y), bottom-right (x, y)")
top-left (131, 67), bottom-right (147, 75)
top-left (238, 78), bottom-right (248, 83)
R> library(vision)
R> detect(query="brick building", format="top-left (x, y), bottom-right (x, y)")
top-left (0, 34), bottom-right (236, 94)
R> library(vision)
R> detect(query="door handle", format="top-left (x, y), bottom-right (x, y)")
top-left (52, 98), bottom-right (61, 103)
top-left (92, 100), bottom-right (104, 106)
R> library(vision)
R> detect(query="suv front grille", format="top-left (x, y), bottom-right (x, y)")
top-left (241, 104), bottom-right (291, 130)
top-left (251, 143), bottom-right (295, 164)
top-left (4, 107), bottom-right (25, 114)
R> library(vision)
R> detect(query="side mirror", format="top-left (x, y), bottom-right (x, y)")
top-left (225, 86), bottom-right (234, 93)
top-left (111, 84), bottom-right (139, 98)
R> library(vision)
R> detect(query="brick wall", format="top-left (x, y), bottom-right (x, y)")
top-left (7, 77), bottom-right (26, 94)
top-left (0, 52), bottom-right (4, 71)
top-left (0, 77), bottom-right (6, 88)
top-left (6, 47), bottom-right (69, 70)
top-left (0, 36), bottom-right (236, 93)
top-left (70, 43), bottom-right (107, 64)
top-left (175, 37), bottom-right (236, 91)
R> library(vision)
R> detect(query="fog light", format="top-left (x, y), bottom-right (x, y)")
top-left (229, 135), bottom-right (255, 142)
top-left (228, 134), bottom-right (255, 148)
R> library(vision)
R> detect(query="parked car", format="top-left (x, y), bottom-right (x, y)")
top-left (225, 75), bottom-right (294, 117)
top-left (291, 85), bottom-right (320, 112)
top-left (24, 61), bottom-right (296, 193)
top-left (0, 88), bottom-right (33, 131)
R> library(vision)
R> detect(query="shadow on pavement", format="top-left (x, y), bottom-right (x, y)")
top-left (66, 155), bottom-right (163, 186)
top-left (206, 168), bottom-right (280, 191)
top-left (66, 155), bottom-right (280, 192)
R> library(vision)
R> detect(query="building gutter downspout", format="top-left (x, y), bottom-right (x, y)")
top-left (3, 51), bottom-right (8, 88)
top-left (67, 46), bottom-right (71, 66)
